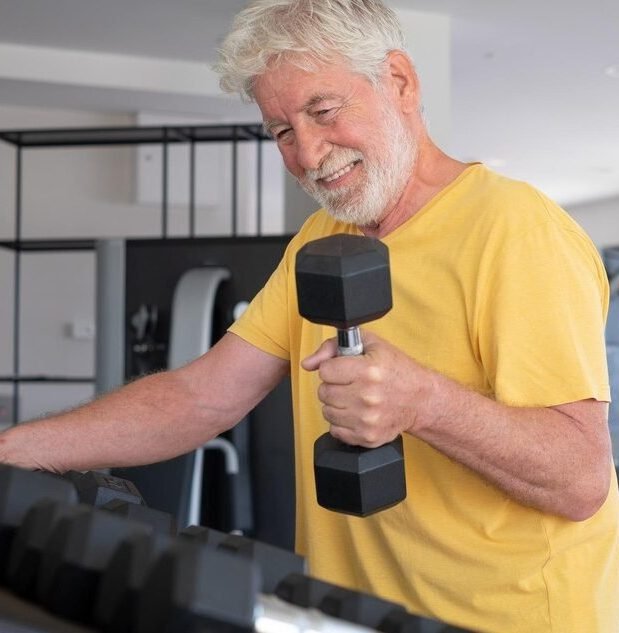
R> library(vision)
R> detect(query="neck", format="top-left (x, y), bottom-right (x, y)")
top-left (360, 141), bottom-right (469, 239)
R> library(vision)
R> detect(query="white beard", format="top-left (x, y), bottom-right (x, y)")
top-left (297, 101), bottom-right (417, 227)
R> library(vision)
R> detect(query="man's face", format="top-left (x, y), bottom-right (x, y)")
top-left (253, 58), bottom-right (417, 227)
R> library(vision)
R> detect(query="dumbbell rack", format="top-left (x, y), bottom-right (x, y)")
top-left (0, 464), bottom-right (470, 633)
top-left (0, 123), bottom-right (272, 425)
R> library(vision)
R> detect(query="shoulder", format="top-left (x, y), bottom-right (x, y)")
top-left (461, 165), bottom-right (593, 244)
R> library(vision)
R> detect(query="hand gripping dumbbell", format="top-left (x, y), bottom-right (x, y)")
top-left (295, 233), bottom-right (406, 516)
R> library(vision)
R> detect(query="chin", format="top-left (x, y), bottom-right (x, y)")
top-left (325, 206), bottom-right (382, 227)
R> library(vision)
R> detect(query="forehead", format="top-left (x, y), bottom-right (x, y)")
top-left (253, 57), bottom-right (367, 115)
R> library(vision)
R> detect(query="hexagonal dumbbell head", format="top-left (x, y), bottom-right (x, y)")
top-left (314, 434), bottom-right (406, 517)
top-left (295, 234), bottom-right (392, 329)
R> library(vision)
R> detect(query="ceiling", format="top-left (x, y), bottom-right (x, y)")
top-left (0, 0), bottom-right (617, 208)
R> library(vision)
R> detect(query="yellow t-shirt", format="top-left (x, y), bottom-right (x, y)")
top-left (229, 164), bottom-right (619, 632)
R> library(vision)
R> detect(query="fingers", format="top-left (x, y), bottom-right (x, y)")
top-left (301, 330), bottom-right (414, 448)
top-left (302, 329), bottom-right (379, 372)
top-left (301, 337), bottom-right (339, 371)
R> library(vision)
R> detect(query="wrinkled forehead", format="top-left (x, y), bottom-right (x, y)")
top-left (250, 50), bottom-right (356, 99)
top-left (253, 56), bottom-right (372, 121)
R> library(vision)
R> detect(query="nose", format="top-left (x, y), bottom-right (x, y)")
top-left (294, 125), bottom-right (331, 172)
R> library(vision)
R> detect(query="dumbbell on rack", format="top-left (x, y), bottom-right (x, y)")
top-left (276, 574), bottom-right (470, 633)
top-left (95, 525), bottom-right (306, 632)
top-left (1, 464), bottom-right (472, 633)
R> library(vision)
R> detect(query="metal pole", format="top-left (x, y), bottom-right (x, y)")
top-left (162, 129), bottom-right (169, 238)
top-left (189, 138), bottom-right (196, 238)
top-left (232, 127), bottom-right (238, 237)
top-left (256, 138), bottom-right (263, 236)
top-left (13, 145), bottom-right (22, 424)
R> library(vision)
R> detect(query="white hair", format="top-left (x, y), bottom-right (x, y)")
top-left (214, 0), bottom-right (409, 101)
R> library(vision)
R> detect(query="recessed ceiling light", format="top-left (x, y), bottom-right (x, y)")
top-left (604, 65), bottom-right (619, 79)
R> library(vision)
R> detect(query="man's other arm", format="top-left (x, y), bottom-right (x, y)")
top-left (0, 333), bottom-right (289, 474)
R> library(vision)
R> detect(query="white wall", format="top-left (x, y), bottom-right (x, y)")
top-left (0, 106), bottom-right (131, 425)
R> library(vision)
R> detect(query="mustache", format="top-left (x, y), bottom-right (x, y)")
top-left (304, 148), bottom-right (364, 182)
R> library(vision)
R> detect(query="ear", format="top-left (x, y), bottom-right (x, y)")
top-left (385, 50), bottom-right (420, 114)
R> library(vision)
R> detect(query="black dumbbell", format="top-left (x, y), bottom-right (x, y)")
top-left (379, 609), bottom-right (474, 633)
top-left (276, 574), bottom-right (472, 633)
top-left (276, 573), bottom-right (407, 628)
top-left (0, 465), bottom-right (78, 581)
top-left (177, 524), bottom-right (230, 546)
top-left (320, 585), bottom-right (407, 629)
top-left (217, 533), bottom-right (306, 594)
top-left (6, 498), bottom-right (80, 599)
top-left (136, 531), bottom-right (449, 633)
top-left (101, 498), bottom-right (176, 535)
top-left (296, 233), bottom-right (406, 516)
top-left (95, 530), bottom-right (175, 633)
top-left (64, 470), bottom-right (145, 507)
top-left (275, 572), bottom-right (336, 608)
top-left (95, 525), bottom-right (229, 632)
top-left (35, 505), bottom-right (152, 624)
top-left (135, 539), bottom-right (260, 633)
top-left (180, 527), bottom-right (306, 595)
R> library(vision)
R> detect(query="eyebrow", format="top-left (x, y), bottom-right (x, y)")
top-left (263, 93), bottom-right (341, 136)
top-left (303, 93), bottom-right (339, 110)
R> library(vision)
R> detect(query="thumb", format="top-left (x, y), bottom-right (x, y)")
top-left (301, 337), bottom-right (339, 371)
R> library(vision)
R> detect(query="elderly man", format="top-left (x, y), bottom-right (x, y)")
top-left (1, 1), bottom-right (618, 631)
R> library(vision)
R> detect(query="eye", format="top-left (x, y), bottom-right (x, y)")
top-left (275, 128), bottom-right (293, 142)
top-left (315, 107), bottom-right (337, 120)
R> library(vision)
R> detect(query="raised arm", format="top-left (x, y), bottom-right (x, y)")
top-left (0, 332), bottom-right (289, 474)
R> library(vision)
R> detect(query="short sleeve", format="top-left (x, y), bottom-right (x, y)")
top-left (228, 245), bottom-right (292, 361)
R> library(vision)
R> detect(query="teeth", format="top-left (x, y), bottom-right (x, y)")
top-left (323, 161), bottom-right (357, 183)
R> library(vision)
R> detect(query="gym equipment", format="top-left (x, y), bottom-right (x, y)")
top-left (6, 499), bottom-right (79, 599)
top-left (101, 498), bottom-right (177, 535)
top-left (168, 266), bottom-right (252, 531)
top-left (320, 585), bottom-right (406, 628)
top-left (179, 526), bottom-right (306, 594)
top-left (95, 530), bottom-right (175, 633)
top-left (0, 466), bottom-right (77, 580)
top-left (217, 533), bottom-right (306, 594)
top-left (3, 466), bottom-right (155, 600)
top-left (63, 470), bottom-right (145, 507)
top-left (136, 539), bottom-right (391, 633)
top-left (177, 524), bottom-right (229, 545)
top-left (295, 233), bottom-right (406, 516)
top-left (0, 465), bottom-right (472, 633)
top-left (275, 572), bottom-right (335, 607)
top-left (379, 609), bottom-right (472, 633)
top-left (276, 574), bottom-right (468, 632)
top-left (97, 527), bottom-right (304, 632)
top-left (36, 505), bottom-right (151, 624)
top-left (114, 265), bottom-right (252, 534)
top-left (136, 539), bottom-right (259, 633)
top-left (102, 235), bottom-right (294, 546)
top-left (276, 573), bottom-right (406, 628)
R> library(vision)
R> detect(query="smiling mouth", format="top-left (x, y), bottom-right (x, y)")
top-left (320, 159), bottom-right (362, 183)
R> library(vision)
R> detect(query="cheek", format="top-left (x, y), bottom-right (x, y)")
top-left (279, 147), bottom-right (303, 178)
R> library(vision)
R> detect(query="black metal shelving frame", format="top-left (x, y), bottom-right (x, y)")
top-left (0, 123), bottom-right (272, 424)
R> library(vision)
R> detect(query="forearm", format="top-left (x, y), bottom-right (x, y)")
top-left (0, 369), bottom-right (232, 474)
top-left (412, 371), bottom-right (612, 520)
top-left (304, 333), bottom-right (612, 520)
